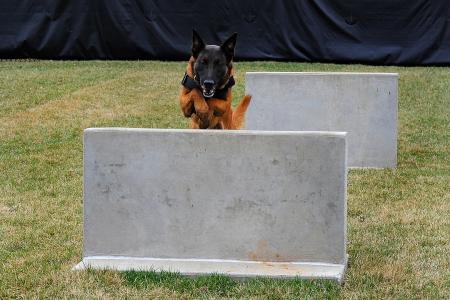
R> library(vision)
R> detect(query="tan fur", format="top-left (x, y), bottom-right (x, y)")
top-left (179, 56), bottom-right (251, 129)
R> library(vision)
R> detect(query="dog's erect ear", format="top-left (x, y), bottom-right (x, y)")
top-left (221, 32), bottom-right (237, 63)
top-left (192, 29), bottom-right (205, 59)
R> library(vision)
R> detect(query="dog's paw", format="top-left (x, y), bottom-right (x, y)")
top-left (198, 117), bottom-right (210, 129)
top-left (191, 112), bottom-right (210, 129)
top-left (194, 104), bottom-right (210, 122)
top-left (194, 102), bottom-right (209, 114)
top-left (196, 110), bottom-right (210, 124)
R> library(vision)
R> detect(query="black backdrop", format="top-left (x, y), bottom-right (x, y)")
top-left (1, 0), bottom-right (449, 65)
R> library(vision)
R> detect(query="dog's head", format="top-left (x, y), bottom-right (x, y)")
top-left (191, 30), bottom-right (237, 98)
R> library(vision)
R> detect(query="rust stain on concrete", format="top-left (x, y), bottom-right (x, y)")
top-left (248, 240), bottom-right (286, 262)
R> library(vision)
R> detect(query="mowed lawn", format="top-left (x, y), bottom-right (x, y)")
top-left (0, 60), bottom-right (449, 299)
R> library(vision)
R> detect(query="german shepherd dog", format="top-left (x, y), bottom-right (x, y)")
top-left (180, 30), bottom-right (251, 129)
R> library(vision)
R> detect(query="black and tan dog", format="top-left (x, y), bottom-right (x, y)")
top-left (180, 30), bottom-right (251, 129)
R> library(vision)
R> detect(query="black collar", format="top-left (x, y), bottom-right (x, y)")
top-left (181, 73), bottom-right (235, 100)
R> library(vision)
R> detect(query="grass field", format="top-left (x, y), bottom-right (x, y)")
top-left (0, 60), bottom-right (449, 299)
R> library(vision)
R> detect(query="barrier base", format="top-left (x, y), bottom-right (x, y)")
top-left (74, 256), bottom-right (346, 283)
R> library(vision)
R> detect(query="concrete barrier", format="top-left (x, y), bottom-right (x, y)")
top-left (75, 128), bottom-right (348, 282)
top-left (245, 72), bottom-right (398, 168)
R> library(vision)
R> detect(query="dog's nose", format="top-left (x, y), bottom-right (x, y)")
top-left (203, 80), bottom-right (215, 90)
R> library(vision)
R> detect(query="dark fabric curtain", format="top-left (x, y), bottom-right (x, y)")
top-left (0, 0), bottom-right (449, 65)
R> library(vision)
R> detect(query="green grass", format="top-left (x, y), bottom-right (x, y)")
top-left (0, 60), bottom-right (449, 299)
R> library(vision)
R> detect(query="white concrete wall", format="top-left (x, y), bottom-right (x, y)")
top-left (76, 128), bottom-right (348, 282)
top-left (245, 72), bottom-right (398, 168)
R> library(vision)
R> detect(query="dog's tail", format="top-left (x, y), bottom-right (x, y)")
top-left (232, 95), bottom-right (252, 129)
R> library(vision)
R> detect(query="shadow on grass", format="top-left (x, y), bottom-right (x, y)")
top-left (122, 270), bottom-right (341, 299)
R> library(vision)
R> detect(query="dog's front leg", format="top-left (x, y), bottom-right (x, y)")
top-left (180, 89), bottom-right (210, 127)
top-left (190, 89), bottom-right (208, 117)
top-left (190, 89), bottom-right (212, 128)
top-left (180, 89), bottom-right (195, 117)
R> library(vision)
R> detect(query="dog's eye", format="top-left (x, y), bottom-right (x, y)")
top-left (214, 59), bottom-right (220, 65)
top-left (201, 59), bottom-right (208, 65)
